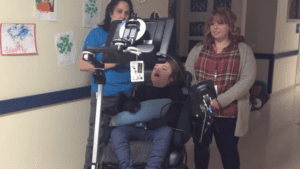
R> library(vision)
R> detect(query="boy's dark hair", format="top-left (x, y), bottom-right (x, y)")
top-left (98, 0), bottom-right (134, 32)
top-left (166, 57), bottom-right (186, 87)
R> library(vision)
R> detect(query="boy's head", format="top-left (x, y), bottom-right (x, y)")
top-left (151, 57), bottom-right (185, 88)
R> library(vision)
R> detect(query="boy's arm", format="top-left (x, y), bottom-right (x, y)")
top-left (146, 86), bottom-right (184, 130)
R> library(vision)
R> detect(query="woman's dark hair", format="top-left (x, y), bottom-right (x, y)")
top-left (99, 0), bottom-right (134, 32)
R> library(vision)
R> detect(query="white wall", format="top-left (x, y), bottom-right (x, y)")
top-left (0, 99), bottom-right (90, 169)
top-left (275, 0), bottom-right (299, 54)
top-left (0, 1), bottom-right (92, 168)
top-left (272, 0), bottom-right (299, 93)
top-left (245, 0), bottom-right (300, 93)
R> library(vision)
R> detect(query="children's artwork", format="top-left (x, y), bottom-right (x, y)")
top-left (54, 31), bottom-right (77, 67)
top-left (84, 0), bottom-right (101, 28)
top-left (34, 0), bottom-right (57, 21)
top-left (0, 23), bottom-right (38, 56)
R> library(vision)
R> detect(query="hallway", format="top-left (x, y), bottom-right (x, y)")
top-left (185, 85), bottom-right (300, 169)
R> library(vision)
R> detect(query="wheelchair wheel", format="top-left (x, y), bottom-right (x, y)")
top-left (252, 98), bottom-right (263, 109)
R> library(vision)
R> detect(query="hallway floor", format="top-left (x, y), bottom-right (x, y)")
top-left (185, 85), bottom-right (300, 169)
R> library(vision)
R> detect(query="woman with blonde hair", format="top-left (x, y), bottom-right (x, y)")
top-left (185, 8), bottom-right (256, 169)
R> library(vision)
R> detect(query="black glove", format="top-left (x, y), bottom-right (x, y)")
top-left (146, 118), bottom-right (167, 130)
top-left (101, 92), bottom-right (129, 116)
top-left (115, 92), bottom-right (130, 112)
top-left (123, 99), bottom-right (141, 113)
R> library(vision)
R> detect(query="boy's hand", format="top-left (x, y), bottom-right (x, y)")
top-left (146, 118), bottom-right (166, 130)
top-left (123, 100), bottom-right (141, 113)
top-left (115, 92), bottom-right (129, 112)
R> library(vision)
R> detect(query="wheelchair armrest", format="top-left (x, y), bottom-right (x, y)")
top-left (168, 145), bottom-right (187, 167)
top-left (185, 71), bottom-right (192, 90)
top-left (172, 129), bottom-right (190, 147)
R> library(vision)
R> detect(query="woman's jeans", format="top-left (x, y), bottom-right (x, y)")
top-left (193, 117), bottom-right (240, 169)
top-left (111, 126), bottom-right (173, 169)
top-left (83, 91), bottom-right (119, 169)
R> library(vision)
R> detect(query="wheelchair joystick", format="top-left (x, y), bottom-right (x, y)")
top-left (190, 80), bottom-right (217, 143)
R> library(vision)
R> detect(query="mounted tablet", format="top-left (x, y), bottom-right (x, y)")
top-left (83, 16), bottom-right (175, 65)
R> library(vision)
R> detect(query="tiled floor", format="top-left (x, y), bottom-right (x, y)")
top-left (185, 85), bottom-right (300, 169)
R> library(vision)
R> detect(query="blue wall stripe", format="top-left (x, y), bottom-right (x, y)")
top-left (275, 50), bottom-right (299, 59)
top-left (0, 86), bottom-right (91, 115)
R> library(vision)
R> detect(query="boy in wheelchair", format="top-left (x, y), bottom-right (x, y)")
top-left (102, 57), bottom-right (187, 169)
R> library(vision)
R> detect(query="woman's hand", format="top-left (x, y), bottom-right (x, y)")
top-left (210, 99), bottom-right (221, 110)
top-left (79, 53), bottom-right (118, 71)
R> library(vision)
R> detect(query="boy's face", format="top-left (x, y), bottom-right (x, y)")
top-left (151, 62), bottom-right (174, 88)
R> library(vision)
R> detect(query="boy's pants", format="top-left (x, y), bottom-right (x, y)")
top-left (111, 126), bottom-right (173, 169)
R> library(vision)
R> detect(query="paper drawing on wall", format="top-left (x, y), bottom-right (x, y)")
top-left (34, 0), bottom-right (57, 21)
top-left (84, 0), bottom-right (100, 28)
top-left (55, 31), bottom-right (77, 67)
top-left (190, 0), bottom-right (207, 12)
top-left (213, 0), bottom-right (231, 9)
top-left (189, 22), bottom-right (205, 36)
top-left (0, 23), bottom-right (38, 56)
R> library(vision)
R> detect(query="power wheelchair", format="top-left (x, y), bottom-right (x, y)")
top-left (100, 74), bottom-right (217, 169)
top-left (82, 13), bottom-right (217, 169)
top-left (100, 71), bottom-right (192, 169)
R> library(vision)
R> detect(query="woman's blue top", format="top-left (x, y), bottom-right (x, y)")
top-left (82, 27), bottom-right (133, 96)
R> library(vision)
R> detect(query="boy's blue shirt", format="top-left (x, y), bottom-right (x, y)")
top-left (82, 27), bottom-right (133, 96)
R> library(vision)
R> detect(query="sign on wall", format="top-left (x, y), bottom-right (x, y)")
top-left (34, 0), bottom-right (57, 21)
top-left (190, 0), bottom-right (207, 12)
top-left (0, 23), bottom-right (38, 56)
top-left (54, 31), bottom-right (77, 67)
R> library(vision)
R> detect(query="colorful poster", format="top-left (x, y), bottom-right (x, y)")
top-left (84, 0), bottom-right (101, 28)
top-left (0, 23), bottom-right (38, 56)
top-left (54, 31), bottom-right (78, 67)
top-left (34, 0), bottom-right (57, 21)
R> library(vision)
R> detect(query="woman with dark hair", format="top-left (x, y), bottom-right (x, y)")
top-left (79, 1), bottom-right (134, 169)
top-left (185, 8), bottom-right (256, 169)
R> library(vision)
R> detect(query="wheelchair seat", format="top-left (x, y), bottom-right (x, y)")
top-left (101, 72), bottom-right (193, 169)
